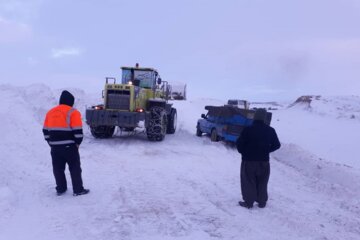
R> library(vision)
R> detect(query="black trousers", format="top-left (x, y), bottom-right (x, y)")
top-left (241, 161), bottom-right (270, 205)
top-left (50, 144), bottom-right (84, 193)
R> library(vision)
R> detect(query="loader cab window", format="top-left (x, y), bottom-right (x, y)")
top-left (122, 69), bottom-right (156, 89)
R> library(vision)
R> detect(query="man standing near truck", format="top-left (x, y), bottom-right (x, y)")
top-left (43, 90), bottom-right (89, 196)
top-left (236, 108), bottom-right (280, 208)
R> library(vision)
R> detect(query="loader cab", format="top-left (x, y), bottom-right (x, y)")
top-left (121, 67), bottom-right (159, 89)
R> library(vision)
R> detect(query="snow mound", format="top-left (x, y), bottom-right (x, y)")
top-left (274, 143), bottom-right (360, 194)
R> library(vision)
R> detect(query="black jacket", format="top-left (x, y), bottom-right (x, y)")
top-left (236, 120), bottom-right (281, 161)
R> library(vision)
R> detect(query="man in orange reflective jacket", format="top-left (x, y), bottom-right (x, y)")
top-left (43, 90), bottom-right (89, 196)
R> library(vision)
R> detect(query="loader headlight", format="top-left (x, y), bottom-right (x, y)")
top-left (136, 108), bottom-right (144, 113)
top-left (128, 81), bottom-right (133, 85)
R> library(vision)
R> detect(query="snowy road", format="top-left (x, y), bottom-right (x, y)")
top-left (0, 85), bottom-right (359, 240)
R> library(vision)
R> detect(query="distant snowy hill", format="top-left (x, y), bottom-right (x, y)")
top-left (0, 84), bottom-right (359, 240)
top-left (289, 95), bottom-right (360, 120)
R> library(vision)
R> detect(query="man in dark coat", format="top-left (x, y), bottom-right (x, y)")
top-left (43, 90), bottom-right (89, 196)
top-left (236, 108), bottom-right (280, 208)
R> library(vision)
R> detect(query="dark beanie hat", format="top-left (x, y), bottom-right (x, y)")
top-left (254, 108), bottom-right (267, 121)
top-left (59, 90), bottom-right (75, 107)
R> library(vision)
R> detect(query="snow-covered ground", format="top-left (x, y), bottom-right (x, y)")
top-left (0, 84), bottom-right (359, 240)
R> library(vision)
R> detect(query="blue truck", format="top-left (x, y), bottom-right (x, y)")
top-left (196, 105), bottom-right (272, 143)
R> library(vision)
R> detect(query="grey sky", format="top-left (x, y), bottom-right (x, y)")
top-left (1, 0), bottom-right (360, 101)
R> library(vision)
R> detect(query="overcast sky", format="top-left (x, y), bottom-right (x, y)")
top-left (1, 0), bottom-right (360, 101)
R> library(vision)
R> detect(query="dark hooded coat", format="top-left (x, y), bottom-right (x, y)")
top-left (236, 120), bottom-right (281, 161)
top-left (236, 109), bottom-right (281, 206)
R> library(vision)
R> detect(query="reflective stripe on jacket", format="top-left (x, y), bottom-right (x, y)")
top-left (43, 104), bottom-right (83, 146)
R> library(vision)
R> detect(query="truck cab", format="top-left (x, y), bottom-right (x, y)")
top-left (226, 99), bottom-right (250, 109)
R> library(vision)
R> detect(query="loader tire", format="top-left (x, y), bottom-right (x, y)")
top-left (167, 108), bottom-right (177, 134)
top-left (90, 126), bottom-right (115, 138)
top-left (122, 127), bottom-right (135, 132)
top-left (147, 107), bottom-right (167, 141)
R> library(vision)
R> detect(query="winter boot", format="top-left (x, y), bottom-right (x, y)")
top-left (73, 189), bottom-right (90, 196)
top-left (57, 190), bottom-right (67, 196)
top-left (238, 201), bottom-right (253, 209)
top-left (258, 202), bottom-right (266, 208)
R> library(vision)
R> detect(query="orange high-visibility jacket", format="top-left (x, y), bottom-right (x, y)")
top-left (43, 105), bottom-right (83, 146)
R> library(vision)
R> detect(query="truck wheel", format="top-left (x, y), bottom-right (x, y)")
top-left (196, 125), bottom-right (202, 137)
top-left (90, 126), bottom-right (115, 138)
top-left (166, 108), bottom-right (177, 134)
top-left (210, 129), bottom-right (219, 142)
top-left (147, 107), bottom-right (167, 141)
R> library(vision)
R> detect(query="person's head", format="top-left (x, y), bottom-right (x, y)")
top-left (59, 90), bottom-right (75, 107)
top-left (253, 108), bottom-right (267, 122)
